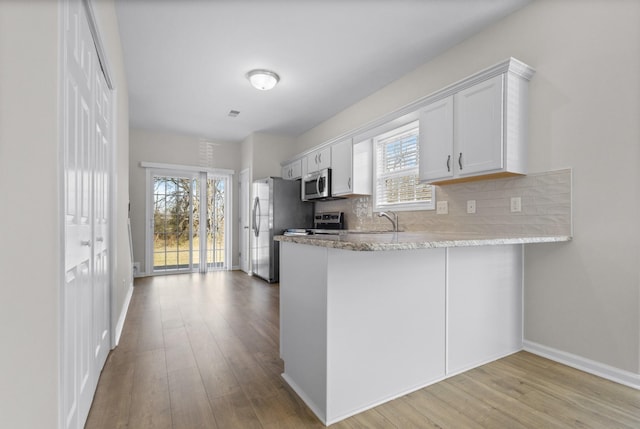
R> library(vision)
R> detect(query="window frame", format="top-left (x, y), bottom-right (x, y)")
top-left (371, 118), bottom-right (435, 212)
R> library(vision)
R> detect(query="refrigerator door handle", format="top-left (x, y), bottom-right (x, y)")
top-left (252, 197), bottom-right (260, 237)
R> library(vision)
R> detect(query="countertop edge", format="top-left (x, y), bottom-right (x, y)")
top-left (274, 233), bottom-right (572, 251)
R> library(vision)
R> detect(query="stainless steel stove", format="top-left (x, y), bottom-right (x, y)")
top-left (284, 212), bottom-right (345, 236)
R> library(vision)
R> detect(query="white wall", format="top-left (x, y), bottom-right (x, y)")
top-left (0, 3), bottom-right (59, 427)
top-left (241, 132), bottom-right (296, 181)
top-left (129, 128), bottom-right (241, 273)
top-left (252, 133), bottom-right (296, 180)
top-left (0, 0), bottom-right (131, 426)
top-left (296, 0), bottom-right (640, 375)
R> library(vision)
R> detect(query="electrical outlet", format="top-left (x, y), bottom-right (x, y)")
top-left (467, 200), bottom-right (476, 214)
top-left (436, 200), bottom-right (448, 215)
top-left (510, 197), bottom-right (522, 213)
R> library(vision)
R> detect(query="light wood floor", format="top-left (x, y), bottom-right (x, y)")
top-left (86, 271), bottom-right (640, 428)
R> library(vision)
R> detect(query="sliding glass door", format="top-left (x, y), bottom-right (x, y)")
top-left (152, 174), bottom-right (198, 273)
top-left (151, 170), bottom-right (230, 274)
top-left (203, 175), bottom-right (226, 270)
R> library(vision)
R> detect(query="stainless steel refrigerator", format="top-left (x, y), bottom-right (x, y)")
top-left (251, 177), bottom-right (313, 283)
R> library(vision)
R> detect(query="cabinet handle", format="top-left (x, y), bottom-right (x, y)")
top-left (315, 154), bottom-right (318, 164)
top-left (458, 152), bottom-right (463, 170)
top-left (348, 177), bottom-right (351, 189)
top-left (446, 155), bottom-right (451, 172)
top-left (318, 153), bottom-right (322, 164)
top-left (81, 240), bottom-right (91, 247)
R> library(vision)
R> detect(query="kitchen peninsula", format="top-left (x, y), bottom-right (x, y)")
top-left (275, 232), bottom-right (571, 425)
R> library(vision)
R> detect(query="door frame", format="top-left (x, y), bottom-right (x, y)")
top-left (143, 162), bottom-right (234, 275)
top-left (239, 168), bottom-right (250, 273)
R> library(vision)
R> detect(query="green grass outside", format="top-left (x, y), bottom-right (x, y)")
top-left (153, 235), bottom-right (225, 269)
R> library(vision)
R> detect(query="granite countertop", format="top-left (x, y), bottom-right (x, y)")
top-left (274, 231), bottom-right (572, 251)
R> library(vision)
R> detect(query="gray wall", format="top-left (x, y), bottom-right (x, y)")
top-left (296, 0), bottom-right (640, 375)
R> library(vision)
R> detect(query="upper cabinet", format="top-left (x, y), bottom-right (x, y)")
top-left (454, 75), bottom-right (505, 177)
top-left (419, 96), bottom-right (454, 181)
top-left (420, 58), bottom-right (534, 184)
top-left (305, 146), bottom-right (331, 175)
top-left (281, 159), bottom-right (302, 180)
top-left (331, 138), bottom-right (372, 197)
top-left (283, 58), bottom-right (534, 191)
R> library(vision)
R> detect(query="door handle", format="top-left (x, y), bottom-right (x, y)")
top-left (253, 198), bottom-right (261, 237)
top-left (252, 197), bottom-right (259, 237)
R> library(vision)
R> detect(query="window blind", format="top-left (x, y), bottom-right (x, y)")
top-left (374, 121), bottom-right (433, 210)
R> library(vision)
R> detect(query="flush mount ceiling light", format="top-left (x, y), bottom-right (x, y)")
top-left (246, 69), bottom-right (280, 91)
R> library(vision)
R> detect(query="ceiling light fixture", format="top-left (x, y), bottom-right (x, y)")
top-left (247, 69), bottom-right (280, 91)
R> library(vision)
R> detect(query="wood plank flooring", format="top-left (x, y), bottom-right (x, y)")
top-left (86, 271), bottom-right (640, 428)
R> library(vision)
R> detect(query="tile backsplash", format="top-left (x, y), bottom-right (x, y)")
top-left (316, 169), bottom-right (572, 236)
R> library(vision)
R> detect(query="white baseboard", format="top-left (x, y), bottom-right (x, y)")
top-left (523, 340), bottom-right (640, 390)
top-left (113, 283), bottom-right (134, 346)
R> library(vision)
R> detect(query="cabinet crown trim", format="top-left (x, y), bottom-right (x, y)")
top-left (283, 57), bottom-right (535, 166)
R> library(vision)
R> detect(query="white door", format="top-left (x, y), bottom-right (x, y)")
top-left (92, 58), bottom-right (111, 373)
top-left (239, 169), bottom-right (250, 273)
top-left (62, 1), bottom-right (112, 428)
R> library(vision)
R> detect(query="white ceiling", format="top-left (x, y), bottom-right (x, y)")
top-left (115, 0), bottom-right (531, 143)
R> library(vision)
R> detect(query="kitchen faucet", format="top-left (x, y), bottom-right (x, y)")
top-left (378, 211), bottom-right (398, 232)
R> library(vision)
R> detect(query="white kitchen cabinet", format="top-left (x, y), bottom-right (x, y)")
top-left (305, 146), bottom-right (331, 174)
top-left (446, 245), bottom-right (523, 375)
top-left (281, 159), bottom-right (302, 180)
top-left (454, 74), bottom-right (506, 177)
top-left (330, 138), bottom-right (372, 196)
top-left (419, 96), bottom-right (454, 182)
top-left (419, 59), bottom-right (534, 184)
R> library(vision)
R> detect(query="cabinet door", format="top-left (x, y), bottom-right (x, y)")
top-left (331, 139), bottom-right (352, 195)
top-left (306, 147), bottom-right (331, 174)
top-left (454, 74), bottom-right (504, 176)
top-left (352, 139), bottom-right (372, 195)
top-left (316, 147), bottom-right (331, 170)
top-left (419, 96), bottom-right (454, 182)
top-left (282, 160), bottom-right (302, 180)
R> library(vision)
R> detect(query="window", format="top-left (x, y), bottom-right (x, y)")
top-left (373, 120), bottom-right (434, 211)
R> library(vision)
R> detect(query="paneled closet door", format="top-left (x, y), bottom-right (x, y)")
top-left (93, 55), bottom-right (111, 375)
top-left (62, 1), bottom-right (112, 428)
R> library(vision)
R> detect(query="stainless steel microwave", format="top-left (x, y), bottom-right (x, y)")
top-left (302, 168), bottom-right (331, 201)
